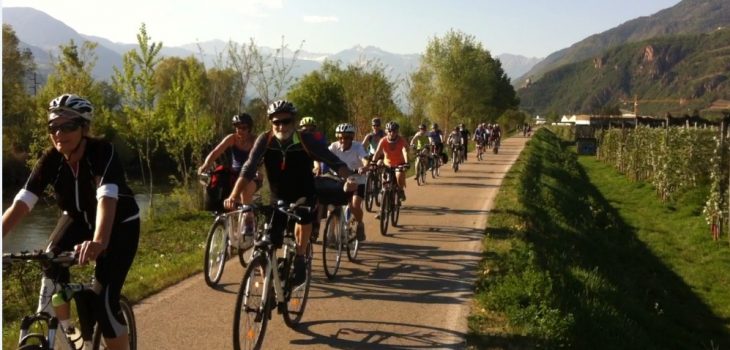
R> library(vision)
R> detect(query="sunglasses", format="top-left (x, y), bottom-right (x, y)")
top-left (48, 121), bottom-right (83, 134)
top-left (337, 134), bottom-right (354, 140)
top-left (234, 123), bottom-right (249, 130)
top-left (271, 118), bottom-right (294, 126)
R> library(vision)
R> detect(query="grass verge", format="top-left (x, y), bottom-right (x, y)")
top-left (468, 128), bottom-right (730, 349)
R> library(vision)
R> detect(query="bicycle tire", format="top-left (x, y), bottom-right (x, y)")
top-left (92, 295), bottom-right (136, 350)
top-left (364, 173), bottom-right (374, 212)
top-left (204, 219), bottom-right (228, 288)
top-left (233, 256), bottom-right (269, 350)
top-left (282, 241), bottom-right (312, 328)
top-left (379, 190), bottom-right (390, 236)
top-left (391, 193), bottom-right (401, 227)
top-left (346, 226), bottom-right (360, 262)
top-left (17, 333), bottom-right (48, 349)
top-left (238, 213), bottom-right (260, 267)
top-left (322, 209), bottom-right (342, 280)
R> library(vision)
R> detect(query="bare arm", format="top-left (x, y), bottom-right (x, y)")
top-left (198, 134), bottom-right (235, 174)
top-left (2, 201), bottom-right (30, 237)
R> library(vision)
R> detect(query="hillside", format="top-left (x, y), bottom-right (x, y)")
top-left (518, 27), bottom-right (730, 116)
top-left (516, 0), bottom-right (730, 87)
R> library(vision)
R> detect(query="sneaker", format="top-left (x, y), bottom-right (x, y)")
top-left (398, 190), bottom-right (406, 202)
top-left (356, 221), bottom-right (366, 241)
top-left (291, 255), bottom-right (307, 286)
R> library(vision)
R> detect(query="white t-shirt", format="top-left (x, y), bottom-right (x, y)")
top-left (328, 140), bottom-right (368, 184)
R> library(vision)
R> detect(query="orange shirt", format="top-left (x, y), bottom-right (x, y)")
top-left (378, 136), bottom-right (407, 167)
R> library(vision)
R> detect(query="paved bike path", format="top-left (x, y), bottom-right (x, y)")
top-left (134, 135), bottom-right (529, 349)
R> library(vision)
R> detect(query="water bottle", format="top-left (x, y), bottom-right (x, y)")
top-left (51, 290), bottom-right (69, 308)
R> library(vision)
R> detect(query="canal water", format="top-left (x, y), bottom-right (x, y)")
top-left (2, 194), bottom-right (152, 252)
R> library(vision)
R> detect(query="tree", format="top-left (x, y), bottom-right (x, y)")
top-left (252, 36), bottom-right (303, 106)
top-left (112, 23), bottom-right (163, 210)
top-left (287, 69), bottom-right (347, 137)
top-left (2, 24), bottom-right (36, 187)
top-left (287, 60), bottom-right (401, 139)
top-left (410, 29), bottom-right (518, 131)
top-left (156, 56), bottom-right (214, 187)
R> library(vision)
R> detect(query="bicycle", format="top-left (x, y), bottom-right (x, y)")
top-left (363, 162), bottom-right (382, 212)
top-left (414, 147), bottom-right (429, 186)
top-left (492, 136), bottom-right (501, 154)
top-left (3, 250), bottom-right (137, 350)
top-left (232, 199), bottom-right (314, 350)
top-left (429, 144), bottom-right (442, 179)
top-left (377, 164), bottom-right (409, 236)
top-left (200, 172), bottom-right (264, 288)
top-left (322, 198), bottom-right (360, 280)
top-left (476, 138), bottom-right (486, 161)
top-left (450, 143), bottom-right (463, 172)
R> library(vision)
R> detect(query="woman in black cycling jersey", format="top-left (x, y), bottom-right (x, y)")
top-left (2, 94), bottom-right (139, 350)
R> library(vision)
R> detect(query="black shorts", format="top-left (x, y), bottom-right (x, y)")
top-left (267, 195), bottom-right (316, 247)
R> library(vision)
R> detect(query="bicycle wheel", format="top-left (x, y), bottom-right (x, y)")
top-left (391, 193), bottom-right (401, 227)
top-left (233, 256), bottom-right (269, 350)
top-left (204, 219), bottom-right (228, 287)
top-left (238, 213), bottom-right (260, 267)
top-left (346, 224), bottom-right (360, 262)
top-left (91, 295), bottom-right (136, 350)
top-left (322, 208), bottom-right (343, 280)
top-left (283, 241), bottom-right (312, 328)
top-left (17, 334), bottom-right (48, 349)
top-left (379, 190), bottom-right (390, 236)
top-left (364, 173), bottom-right (375, 212)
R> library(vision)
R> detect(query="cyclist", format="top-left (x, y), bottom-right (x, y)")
top-left (224, 100), bottom-right (350, 286)
top-left (474, 123), bottom-right (487, 156)
top-left (447, 126), bottom-right (464, 164)
top-left (459, 123), bottom-right (471, 161)
top-left (371, 121), bottom-right (409, 201)
top-left (299, 116), bottom-right (327, 175)
top-left (2, 94), bottom-right (139, 350)
top-left (410, 123), bottom-right (431, 169)
top-left (362, 117), bottom-right (386, 157)
top-left (428, 123), bottom-right (445, 159)
top-left (198, 113), bottom-right (259, 236)
top-left (328, 123), bottom-right (369, 241)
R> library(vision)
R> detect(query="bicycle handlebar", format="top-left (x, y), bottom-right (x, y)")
top-left (275, 198), bottom-right (311, 222)
top-left (3, 250), bottom-right (77, 269)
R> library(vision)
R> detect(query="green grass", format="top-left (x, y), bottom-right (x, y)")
top-left (468, 128), bottom-right (730, 349)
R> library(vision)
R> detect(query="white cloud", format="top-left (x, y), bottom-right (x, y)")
top-left (302, 15), bottom-right (339, 23)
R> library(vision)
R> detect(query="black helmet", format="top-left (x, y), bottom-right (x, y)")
top-left (432, 123), bottom-right (439, 129)
top-left (385, 121), bottom-right (400, 131)
top-left (419, 124), bottom-right (426, 129)
top-left (371, 117), bottom-right (382, 126)
top-left (232, 113), bottom-right (253, 127)
top-left (267, 100), bottom-right (297, 118)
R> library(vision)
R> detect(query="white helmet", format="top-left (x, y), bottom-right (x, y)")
top-left (48, 94), bottom-right (93, 121)
top-left (335, 123), bottom-right (356, 134)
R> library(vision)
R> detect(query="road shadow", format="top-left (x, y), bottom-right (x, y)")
top-left (291, 319), bottom-right (468, 349)
top-left (308, 240), bottom-right (482, 306)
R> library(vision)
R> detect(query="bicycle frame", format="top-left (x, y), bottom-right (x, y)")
top-left (4, 251), bottom-right (136, 350)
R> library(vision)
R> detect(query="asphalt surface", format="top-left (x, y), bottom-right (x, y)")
top-left (134, 135), bottom-right (528, 349)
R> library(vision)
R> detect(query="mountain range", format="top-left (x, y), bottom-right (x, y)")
top-left (3, 6), bottom-right (541, 101)
top-left (516, 0), bottom-right (730, 87)
top-left (516, 0), bottom-right (730, 116)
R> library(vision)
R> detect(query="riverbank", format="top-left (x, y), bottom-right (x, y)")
top-left (468, 128), bottom-right (730, 349)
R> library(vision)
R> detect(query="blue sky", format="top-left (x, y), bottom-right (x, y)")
top-left (2, 0), bottom-right (681, 57)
